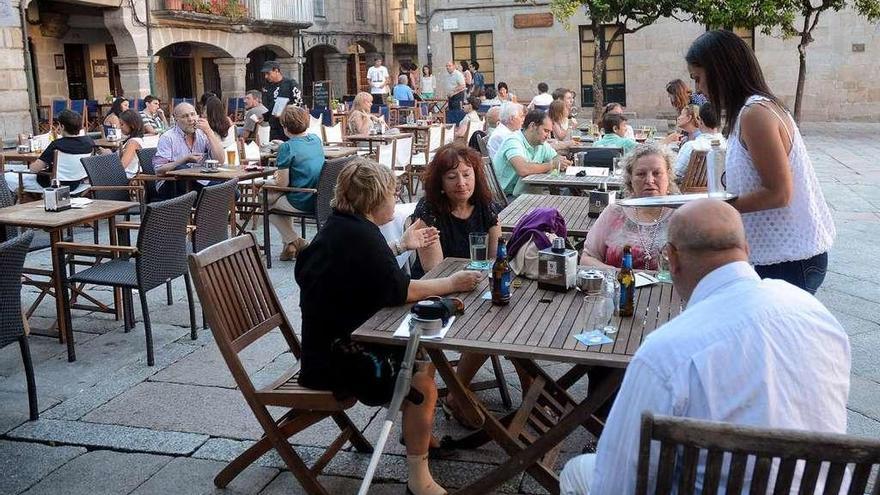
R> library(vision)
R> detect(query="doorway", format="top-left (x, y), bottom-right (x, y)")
top-left (166, 58), bottom-right (195, 98)
top-left (64, 44), bottom-right (88, 100)
top-left (105, 44), bottom-right (122, 97)
top-left (202, 58), bottom-right (221, 98)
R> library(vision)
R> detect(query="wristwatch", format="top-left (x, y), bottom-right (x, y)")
top-left (392, 240), bottom-right (403, 256)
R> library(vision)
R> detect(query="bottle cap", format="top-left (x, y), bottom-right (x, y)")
top-left (551, 237), bottom-right (565, 253)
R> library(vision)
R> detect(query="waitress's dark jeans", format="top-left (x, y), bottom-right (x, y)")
top-left (754, 251), bottom-right (828, 295)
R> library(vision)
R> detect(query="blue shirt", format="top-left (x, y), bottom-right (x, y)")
top-left (276, 133), bottom-right (324, 212)
top-left (392, 84), bottom-right (415, 102)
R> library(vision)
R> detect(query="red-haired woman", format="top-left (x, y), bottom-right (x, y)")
top-left (410, 144), bottom-right (501, 279)
top-left (410, 144), bottom-right (502, 430)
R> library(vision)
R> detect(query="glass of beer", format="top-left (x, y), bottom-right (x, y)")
top-left (226, 149), bottom-right (237, 167)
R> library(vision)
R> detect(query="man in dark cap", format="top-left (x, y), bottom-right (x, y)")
top-left (261, 60), bottom-right (303, 141)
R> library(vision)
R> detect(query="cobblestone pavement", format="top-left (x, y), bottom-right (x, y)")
top-left (1, 123), bottom-right (878, 494)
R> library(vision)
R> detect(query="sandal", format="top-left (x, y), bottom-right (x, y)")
top-left (399, 433), bottom-right (457, 459)
top-left (440, 397), bottom-right (484, 431)
top-left (278, 238), bottom-right (310, 261)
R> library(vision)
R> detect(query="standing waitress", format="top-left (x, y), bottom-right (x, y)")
top-left (685, 30), bottom-right (834, 294)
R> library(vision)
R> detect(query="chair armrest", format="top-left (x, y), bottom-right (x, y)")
top-left (116, 221), bottom-right (141, 231)
top-left (133, 173), bottom-right (171, 182)
top-left (262, 185), bottom-right (317, 194)
top-left (54, 242), bottom-right (138, 257)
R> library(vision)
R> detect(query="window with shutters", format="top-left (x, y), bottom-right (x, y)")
top-left (579, 25), bottom-right (626, 107)
top-left (450, 31), bottom-right (495, 87)
top-left (355, 0), bottom-right (365, 21)
top-left (314, 0), bottom-right (325, 18)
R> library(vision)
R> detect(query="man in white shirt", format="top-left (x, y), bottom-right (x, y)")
top-left (367, 57), bottom-right (389, 106)
top-left (527, 82), bottom-right (553, 109)
top-left (487, 101), bottom-right (524, 160)
top-left (445, 60), bottom-right (466, 111)
top-left (560, 199), bottom-right (850, 495)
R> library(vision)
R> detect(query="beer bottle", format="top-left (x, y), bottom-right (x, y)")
top-left (491, 238), bottom-right (512, 306)
top-left (617, 245), bottom-right (635, 317)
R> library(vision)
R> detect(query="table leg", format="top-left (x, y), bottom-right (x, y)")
top-left (51, 230), bottom-right (77, 362)
top-left (109, 216), bottom-right (123, 321)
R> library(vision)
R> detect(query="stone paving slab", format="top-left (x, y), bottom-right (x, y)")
top-left (131, 456), bottom-right (278, 495)
top-left (0, 333), bottom-right (97, 380)
top-left (20, 450), bottom-right (172, 495)
top-left (8, 418), bottom-right (209, 455)
top-left (83, 381), bottom-right (267, 440)
top-left (259, 472), bottom-right (405, 495)
top-left (0, 440), bottom-right (86, 495)
top-left (0, 390), bottom-right (61, 435)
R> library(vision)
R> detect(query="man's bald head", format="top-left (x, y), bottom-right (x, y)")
top-left (669, 199), bottom-right (747, 254)
top-left (173, 103), bottom-right (195, 119)
top-left (173, 103), bottom-right (198, 134)
top-left (667, 199), bottom-right (749, 300)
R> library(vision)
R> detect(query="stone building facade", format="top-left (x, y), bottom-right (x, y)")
top-left (1, 0), bottom-right (35, 141)
top-left (416, 0), bottom-right (880, 121)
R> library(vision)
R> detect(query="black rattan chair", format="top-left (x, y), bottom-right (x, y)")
top-left (0, 230), bottom-right (38, 420)
top-left (261, 156), bottom-right (355, 268)
top-left (576, 147), bottom-right (624, 170)
top-left (192, 179), bottom-right (237, 329)
top-left (135, 147), bottom-right (163, 204)
top-left (56, 192), bottom-right (198, 365)
top-left (81, 154), bottom-right (145, 243)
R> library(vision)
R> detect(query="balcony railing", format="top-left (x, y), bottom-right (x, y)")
top-left (247, 0), bottom-right (312, 25)
top-left (157, 0), bottom-right (312, 28)
top-left (393, 22), bottom-right (417, 45)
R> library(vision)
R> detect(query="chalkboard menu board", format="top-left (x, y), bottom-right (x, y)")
top-left (312, 80), bottom-right (331, 109)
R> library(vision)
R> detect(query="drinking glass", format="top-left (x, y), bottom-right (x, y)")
top-left (583, 293), bottom-right (613, 341)
top-left (657, 247), bottom-right (672, 283)
top-left (612, 157), bottom-right (622, 176)
top-left (226, 149), bottom-right (237, 167)
top-left (469, 232), bottom-right (489, 269)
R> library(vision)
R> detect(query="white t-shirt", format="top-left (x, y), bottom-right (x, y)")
top-left (123, 137), bottom-right (143, 178)
top-left (420, 75), bottom-right (434, 94)
top-left (529, 93), bottom-right (553, 108)
top-left (367, 65), bottom-right (389, 95)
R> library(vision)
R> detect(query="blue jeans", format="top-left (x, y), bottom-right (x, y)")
top-left (754, 252), bottom-right (828, 295)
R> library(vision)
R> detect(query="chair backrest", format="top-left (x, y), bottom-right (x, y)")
top-left (86, 100), bottom-right (99, 116)
top-left (186, 235), bottom-right (304, 382)
top-left (636, 412), bottom-right (880, 495)
top-left (443, 124), bottom-right (455, 145)
top-left (322, 123), bottom-right (343, 144)
top-left (32, 133), bottom-right (53, 151)
top-left (0, 175), bottom-right (16, 242)
top-left (481, 157), bottom-right (508, 208)
top-left (466, 119), bottom-right (485, 144)
top-left (0, 230), bottom-right (34, 349)
top-left (427, 125), bottom-right (444, 154)
top-left (681, 149), bottom-right (708, 193)
top-left (69, 100), bottom-right (87, 127)
top-left (316, 156), bottom-right (356, 229)
top-left (576, 147), bottom-right (623, 169)
top-left (398, 100), bottom-right (416, 108)
top-left (136, 191), bottom-right (198, 291)
top-left (54, 150), bottom-right (91, 182)
top-left (80, 154), bottom-right (130, 202)
top-left (50, 99), bottom-right (68, 118)
top-left (394, 136), bottom-right (413, 169)
top-left (136, 147), bottom-right (158, 174)
top-left (477, 134), bottom-right (490, 157)
top-left (376, 141), bottom-right (395, 170)
top-left (242, 140), bottom-right (261, 162)
top-left (193, 179), bottom-right (237, 253)
top-left (257, 123), bottom-right (270, 146)
top-left (477, 104), bottom-right (492, 114)
top-left (141, 135), bottom-right (161, 149)
top-left (307, 115), bottom-right (323, 139)
top-left (534, 104), bottom-right (550, 112)
top-left (172, 97), bottom-right (195, 109)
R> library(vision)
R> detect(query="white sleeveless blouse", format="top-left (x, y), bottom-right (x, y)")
top-left (726, 95), bottom-right (834, 265)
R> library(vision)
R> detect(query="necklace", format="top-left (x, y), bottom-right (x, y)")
top-left (625, 208), bottom-right (666, 268)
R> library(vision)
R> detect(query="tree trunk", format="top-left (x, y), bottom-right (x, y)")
top-left (591, 23), bottom-right (605, 122)
top-left (793, 13), bottom-right (814, 124)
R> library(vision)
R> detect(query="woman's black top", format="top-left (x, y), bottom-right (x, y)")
top-left (294, 209), bottom-right (410, 391)
top-left (410, 198), bottom-right (499, 278)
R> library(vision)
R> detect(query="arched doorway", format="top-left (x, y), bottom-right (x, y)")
top-left (155, 42), bottom-right (231, 99)
top-left (245, 45), bottom-right (293, 93)
top-left (347, 41), bottom-right (379, 95)
top-left (302, 44), bottom-right (339, 108)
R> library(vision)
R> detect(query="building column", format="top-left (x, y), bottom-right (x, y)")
top-left (275, 57), bottom-right (302, 84)
top-left (114, 56), bottom-right (156, 98)
top-left (214, 57), bottom-right (249, 100)
top-left (325, 53), bottom-right (348, 99)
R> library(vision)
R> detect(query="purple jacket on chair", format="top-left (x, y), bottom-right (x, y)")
top-left (507, 207), bottom-right (567, 258)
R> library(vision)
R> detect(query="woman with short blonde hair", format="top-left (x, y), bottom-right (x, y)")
top-left (296, 158), bottom-right (481, 495)
top-left (347, 91), bottom-right (377, 135)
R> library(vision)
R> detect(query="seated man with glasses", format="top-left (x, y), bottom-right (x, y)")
top-left (152, 102), bottom-right (225, 200)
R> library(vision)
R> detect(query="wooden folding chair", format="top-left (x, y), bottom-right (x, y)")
top-left (187, 234), bottom-right (372, 494)
top-left (680, 149), bottom-right (708, 193)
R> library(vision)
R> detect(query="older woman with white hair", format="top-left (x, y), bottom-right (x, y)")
top-left (347, 91), bottom-right (380, 135)
top-left (580, 143), bottom-right (679, 270)
top-left (486, 101), bottom-right (525, 159)
top-left (295, 158), bottom-right (481, 495)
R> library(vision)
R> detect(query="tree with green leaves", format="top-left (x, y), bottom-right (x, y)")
top-left (546, 0), bottom-right (680, 121)
top-left (689, 0), bottom-right (880, 122)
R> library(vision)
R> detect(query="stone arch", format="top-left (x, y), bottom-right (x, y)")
top-left (152, 30), bottom-right (234, 59)
top-left (154, 41), bottom-right (232, 99)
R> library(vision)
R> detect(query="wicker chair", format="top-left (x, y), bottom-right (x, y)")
top-left (261, 156), bottom-right (355, 268)
top-left (135, 147), bottom-right (163, 204)
top-left (636, 412), bottom-right (880, 495)
top-left (187, 234), bottom-right (371, 494)
top-left (575, 147), bottom-right (623, 170)
top-left (481, 157), bottom-right (508, 208)
top-left (81, 154), bottom-right (145, 243)
top-left (56, 192), bottom-right (198, 365)
top-left (192, 179), bottom-right (237, 329)
top-left (0, 230), bottom-right (38, 420)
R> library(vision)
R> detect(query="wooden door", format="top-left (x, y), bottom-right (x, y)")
top-left (105, 44), bottom-right (122, 97)
top-left (202, 58), bottom-right (221, 97)
top-left (64, 44), bottom-right (88, 100)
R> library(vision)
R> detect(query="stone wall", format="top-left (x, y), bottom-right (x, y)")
top-left (418, 2), bottom-right (880, 121)
top-left (0, 0), bottom-right (32, 140)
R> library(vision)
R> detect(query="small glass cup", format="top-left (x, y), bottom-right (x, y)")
top-left (657, 244), bottom-right (672, 283)
top-left (469, 232), bottom-right (490, 270)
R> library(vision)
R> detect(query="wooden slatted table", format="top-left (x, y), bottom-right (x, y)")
top-left (352, 258), bottom-right (682, 494)
top-left (0, 200), bottom-right (137, 360)
top-left (522, 173), bottom-right (624, 191)
top-left (497, 194), bottom-right (597, 237)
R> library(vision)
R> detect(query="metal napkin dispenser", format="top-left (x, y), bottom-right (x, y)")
top-left (588, 189), bottom-right (617, 218)
top-left (43, 181), bottom-right (71, 212)
top-left (537, 238), bottom-right (578, 292)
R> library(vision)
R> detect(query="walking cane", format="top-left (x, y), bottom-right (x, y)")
top-left (358, 297), bottom-right (462, 495)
